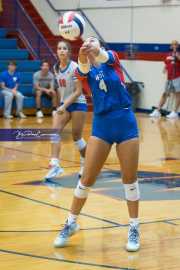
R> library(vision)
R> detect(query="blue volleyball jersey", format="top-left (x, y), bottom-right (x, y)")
top-left (76, 50), bottom-right (132, 115)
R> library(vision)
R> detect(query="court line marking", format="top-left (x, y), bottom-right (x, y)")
top-left (0, 145), bottom-right (83, 164)
top-left (0, 248), bottom-right (135, 270)
top-left (0, 188), bottom-right (121, 226)
top-left (0, 165), bottom-right (80, 174)
top-left (0, 226), bottom-right (118, 233)
top-left (0, 188), bottom-right (179, 228)
top-left (0, 145), bottom-right (118, 166)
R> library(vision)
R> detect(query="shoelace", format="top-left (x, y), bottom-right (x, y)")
top-left (60, 224), bottom-right (70, 238)
top-left (129, 226), bottom-right (139, 243)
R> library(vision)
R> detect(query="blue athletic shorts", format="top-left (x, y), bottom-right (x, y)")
top-left (92, 108), bottom-right (139, 145)
top-left (61, 102), bottom-right (87, 113)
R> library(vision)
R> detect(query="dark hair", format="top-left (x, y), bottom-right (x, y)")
top-left (41, 59), bottom-right (49, 66)
top-left (8, 61), bottom-right (17, 66)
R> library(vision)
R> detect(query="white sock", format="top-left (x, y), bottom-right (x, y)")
top-left (50, 158), bottom-right (59, 166)
top-left (129, 218), bottom-right (139, 226)
top-left (67, 213), bottom-right (78, 225)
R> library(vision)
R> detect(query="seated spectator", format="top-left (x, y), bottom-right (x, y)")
top-left (33, 60), bottom-right (58, 118)
top-left (150, 40), bottom-right (180, 119)
top-left (0, 61), bottom-right (26, 119)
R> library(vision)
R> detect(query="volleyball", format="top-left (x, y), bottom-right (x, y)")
top-left (58, 11), bottom-right (85, 41)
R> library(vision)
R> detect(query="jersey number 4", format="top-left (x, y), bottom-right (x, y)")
top-left (99, 79), bottom-right (107, 92)
top-left (59, 79), bottom-right (66, 87)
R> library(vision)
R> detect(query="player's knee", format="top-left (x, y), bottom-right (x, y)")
top-left (74, 180), bottom-right (90, 199)
top-left (74, 138), bottom-right (87, 151)
top-left (52, 90), bottom-right (56, 96)
top-left (124, 181), bottom-right (140, 201)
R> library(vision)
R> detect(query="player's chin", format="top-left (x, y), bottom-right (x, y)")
top-left (58, 54), bottom-right (68, 60)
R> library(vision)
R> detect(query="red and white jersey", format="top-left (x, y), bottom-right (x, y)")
top-left (54, 60), bottom-right (86, 104)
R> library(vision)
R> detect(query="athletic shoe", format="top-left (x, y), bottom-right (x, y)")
top-left (36, 110), bottom-right (44, 118)
top-left (54, 222), bottom-right (80, 248)
top-left (45, 164), bottom-right (64, 180)
top-left (17, 112), bottom-right (27, 119)
top-left (126, 223), bottom-right (140, 252)
top-left (166, 111), bottom-right (178, 119)
top-left (78, 157), bottom-right (84, 178)
top-left (149, 109), bottom-right (161, 118)
top-left (52, 110), bottom-right (57, 117)
top-left (4, 114), bottom-right (13, 119)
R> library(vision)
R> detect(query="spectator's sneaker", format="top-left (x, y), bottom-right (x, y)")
top-left (166, 111), bottom-right (178, 119)
top-left (17, 112), bottom-right (27, 119)
top-left (78, 157), bottom-right (84, 178)
top-left (54, 222), bottom-right (80, 248)
top-left (4, 114), bottom-right (13, 119)
top-left (45, 160), bottom-right (64, 180)
top-left (126, 223), bottom-right (140, 252)
top-left (149, 109), bottom-right (161, 118)
top-left (36, 110), bottom-right (44, 118)
top-left (52, 110), bottom-right (57, 117)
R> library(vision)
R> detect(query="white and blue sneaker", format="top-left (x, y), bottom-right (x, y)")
top-left (45, 159), bottom-right (64, 180)
top-left (54, 222), bottom-right (80, 248)
top-left (126, 223), bottom-right (140, 252)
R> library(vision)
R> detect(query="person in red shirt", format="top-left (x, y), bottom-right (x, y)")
top-left (150, 40), bottom-right (180, 119)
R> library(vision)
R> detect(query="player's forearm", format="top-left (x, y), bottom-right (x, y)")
top-left (95, 48), bottom-right (109, 63)
top-left (35, 85), bottom-right (47, 92)
top-left (1, 83), bottom-right (11, 91)
top-left (78, 55), bottom-right (90, 74)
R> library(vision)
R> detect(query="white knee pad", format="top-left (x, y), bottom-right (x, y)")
top-left (74, 180), bottom-right (90, 199)
top-left (124, 181), bottom-right (140, 201)
top-left (74, 138), bottom-right (86, 151)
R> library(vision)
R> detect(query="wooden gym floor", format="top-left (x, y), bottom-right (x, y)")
top-left (0, 113), bottom-right (180, 270)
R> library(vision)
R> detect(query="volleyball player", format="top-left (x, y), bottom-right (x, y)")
top-left (54, 37), bottom-right (140, 252)
top-left (45, 41), bottom-right (87, 180)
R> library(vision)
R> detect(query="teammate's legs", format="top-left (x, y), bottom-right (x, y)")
top-left (54, 136), bottom-right (111, 247)
top-left (71, 110), bottom-right (87, 176)
top-left (116, 138), bottom-right (140, 251)
top-left (71, 110), bottom-right (87, 157)
top-left (45, 111), bottom-right (70, 180)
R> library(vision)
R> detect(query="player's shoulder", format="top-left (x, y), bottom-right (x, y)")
top-left (33, 70), bottom-right (40, 77)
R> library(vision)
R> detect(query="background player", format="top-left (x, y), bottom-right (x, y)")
top-left (45, 41), bottom-right (87, 180)
top-left (54, 37), bottom-right (140, 252)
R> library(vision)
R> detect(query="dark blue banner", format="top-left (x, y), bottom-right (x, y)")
top-left (0, 129), bottom-right (60, 142)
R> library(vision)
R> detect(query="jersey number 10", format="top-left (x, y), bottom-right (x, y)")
top-left (59, 79), bottom-right (66, 87)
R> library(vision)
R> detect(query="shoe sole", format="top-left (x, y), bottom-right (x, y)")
top-left (126, 244), bottom-right (140, 252)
